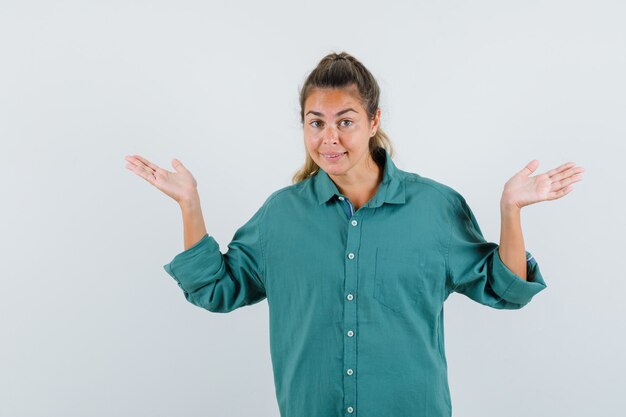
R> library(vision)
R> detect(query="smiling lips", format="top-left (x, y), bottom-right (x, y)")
top-left (321, 152), bottom-right (347, 161)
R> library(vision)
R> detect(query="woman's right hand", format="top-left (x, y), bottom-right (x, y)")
top-left (124, 154), bottom-right (198, 204)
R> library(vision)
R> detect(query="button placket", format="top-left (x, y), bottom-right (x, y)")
top-left (342, 196), bottom-right (360, 415)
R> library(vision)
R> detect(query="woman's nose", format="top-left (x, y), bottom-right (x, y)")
top-left (322, 126), bottom-right (339, 143)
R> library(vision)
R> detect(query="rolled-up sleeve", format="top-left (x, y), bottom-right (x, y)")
top-left (162, 203), bottom-right (268, 313)
top-left (444, 193), bottom-right (547, 309)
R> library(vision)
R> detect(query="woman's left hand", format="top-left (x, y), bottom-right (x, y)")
top-left (501, 160), bottom-right (585, 209)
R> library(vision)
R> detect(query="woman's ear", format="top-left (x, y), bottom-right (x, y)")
top-left (371, 108), bottom-right (381, 136)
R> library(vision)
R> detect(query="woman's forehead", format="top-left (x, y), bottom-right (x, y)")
top-left (304, 87), bottom-right (363, 114)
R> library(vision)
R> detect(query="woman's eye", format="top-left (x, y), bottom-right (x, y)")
top-left (309, 120), bottom-right (352, 128)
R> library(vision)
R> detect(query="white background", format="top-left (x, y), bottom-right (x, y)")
top-left (1, 1), bottom-right (624, 416)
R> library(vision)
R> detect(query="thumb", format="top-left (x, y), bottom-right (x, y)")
top-left (171, 158), bottom-right (187, 172)
top-left (520, 159), bottom-right (539, 176)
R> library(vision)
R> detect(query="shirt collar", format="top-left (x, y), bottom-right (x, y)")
top-left (313, 147), bottom-right (406, 208)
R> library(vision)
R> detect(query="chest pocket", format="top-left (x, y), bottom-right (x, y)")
top-left (373, 247), bottom-right (440, 314)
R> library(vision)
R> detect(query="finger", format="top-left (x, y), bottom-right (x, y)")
top-left (124, 155), bottom-right (150, 171)
top-left (546, 184), bottom-right (574, 201)
top-left (125, 157), bottom-right (153, 178)
top-left (550, 172), bottom-right (584, 188)
top-left (560, 185), bottom-right (575, 196)
top-left (129, 154), bottom-right (165, 176)
top-left (519, 159), bottom-right (539, 176)
top-left (545, 161), bottom-right (576, 178)
top-left (567, 173), bottom-right (584, 183)
top-left (171, 158), bottom-right (188, 173)
top-left (126, 162), bottom-right (157, 185)
top-left (550, 175), bottom-right (583, 194)
top-left (126, 155), bottom-right (161, 180)
top-left (550, 165), bottom-right (585, 183)
top-left (134, 155), bottom-right (159, 175)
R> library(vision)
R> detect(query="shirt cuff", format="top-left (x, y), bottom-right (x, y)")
top-left (490, 249), bottom-right (547, 305)
top-left (163, 233), bottom-right (216, 293)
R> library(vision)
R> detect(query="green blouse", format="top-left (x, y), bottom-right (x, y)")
top-left (163, 147), bottom-right (547, 417)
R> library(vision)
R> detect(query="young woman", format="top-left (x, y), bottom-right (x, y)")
top-left (124, 52), bottom-right (584, 417)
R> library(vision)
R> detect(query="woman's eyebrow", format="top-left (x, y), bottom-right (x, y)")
top-left (305, 108), bottom-right (358, 117)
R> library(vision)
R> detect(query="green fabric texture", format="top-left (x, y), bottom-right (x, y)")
top-left (163, 147), bottom-right (547, 417)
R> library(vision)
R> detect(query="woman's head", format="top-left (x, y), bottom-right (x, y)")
top-left (292, 52), bottom-right (393, 183)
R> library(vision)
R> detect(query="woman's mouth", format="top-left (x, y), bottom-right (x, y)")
top-left (321, 152), bottom-right (347, 161)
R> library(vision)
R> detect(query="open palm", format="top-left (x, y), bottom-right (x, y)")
top-left (124, 154), bottom-right (198, 204)
top-left (502, 160), bottom-right (585, 209)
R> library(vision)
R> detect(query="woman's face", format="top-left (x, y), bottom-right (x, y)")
top-left (303, 85), bottom-right (380, 178)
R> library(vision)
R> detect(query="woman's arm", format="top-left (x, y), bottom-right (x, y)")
top-left (498, 203), bottom-right (527, 280)
top-left (444, 193), bottom-right (546, 309)
top-left (497, 159), bottom-right (585, 281)
top-left (179, 193), bottom-right (208, 250)
top-left (124, 154), bottom-right (207, 250)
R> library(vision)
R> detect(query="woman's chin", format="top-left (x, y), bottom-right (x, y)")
top-left (323, 165), bottom-right (347, 176)
top-left (319, 155), bottom-right (348, 171)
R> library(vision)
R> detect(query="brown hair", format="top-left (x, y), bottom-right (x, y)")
top-left (291, 51), bottom-right (394, 184)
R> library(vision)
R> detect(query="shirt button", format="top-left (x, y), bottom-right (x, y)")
top-left (351, 219), bottom-right (358, 226)
top-left (338, 196), bottom-right (345, 201)
top-left (347, 406), bottom-right (354, 413)
top-left (346, 368), bottom-right (353, 375)
top-left (347, 253), bottom-right (355, 259)
top-left (347, 330), bottom-right (354, 337)
top-left (346, 293), bottom-right (354, 301)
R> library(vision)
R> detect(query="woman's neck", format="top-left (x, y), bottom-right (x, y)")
top-left (329, 155), bottom-right (383, 211)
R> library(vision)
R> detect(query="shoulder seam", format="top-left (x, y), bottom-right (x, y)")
top-left (402, 173), bottom-right (461, 209)
top-left (406, 175), bottom-right (465, 296)
top-left (401, 173), bottom-right (463, 296)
